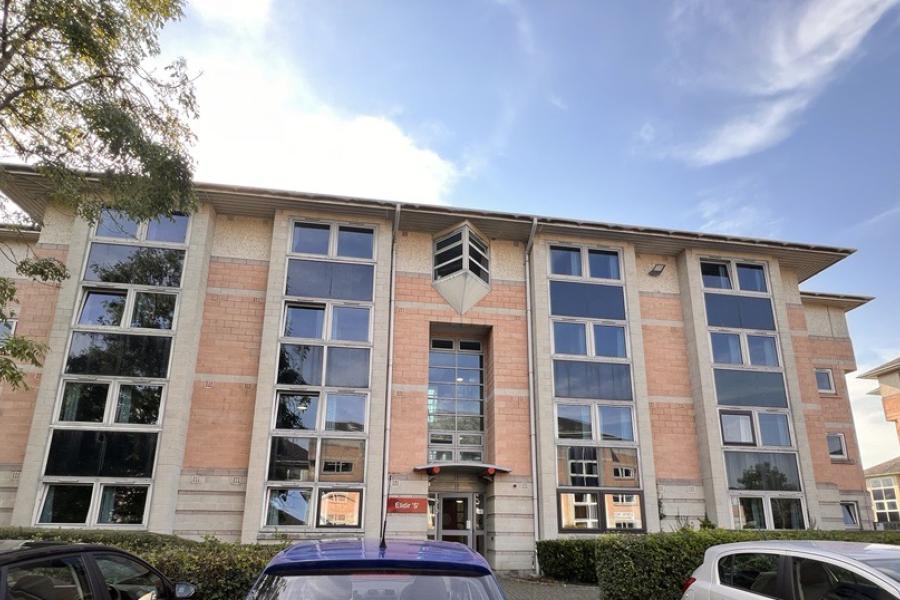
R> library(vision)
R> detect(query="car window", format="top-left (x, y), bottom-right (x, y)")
top-left (93, 554), bottom-right (165, 600)
top-left (6, 555), bottom-right (93, 599)
top-left (718, 553), bottom-right (787, 599)
top-left (793, 557), bottom-right (894, 600)
top-left (246, 573), bottom-right (504, 599)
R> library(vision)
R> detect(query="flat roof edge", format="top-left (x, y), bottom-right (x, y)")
top-left (799, 291), bottom-right (874, 311)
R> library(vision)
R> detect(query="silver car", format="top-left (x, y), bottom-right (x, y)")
top-left (681, 541), bottom-right (900, 599)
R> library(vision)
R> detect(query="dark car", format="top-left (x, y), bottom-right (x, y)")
top-left (0, 540), bottom-right (195, 600)
top-left (246, 539), bottom-right (507, 599)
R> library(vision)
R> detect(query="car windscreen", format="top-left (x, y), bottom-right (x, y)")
top-left (247, 571), bottom-right (504, 599)
top-left (861, 558), bottom-right (900, 583)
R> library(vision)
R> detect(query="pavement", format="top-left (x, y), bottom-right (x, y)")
top-left (498, 576), bottom-right (597, 600)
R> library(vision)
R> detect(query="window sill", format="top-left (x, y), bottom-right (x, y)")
top-left (830, 458), bottom-right (853, 465)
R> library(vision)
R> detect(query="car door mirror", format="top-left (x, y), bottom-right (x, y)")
top-left (174, 582), bottom-right (196, 598)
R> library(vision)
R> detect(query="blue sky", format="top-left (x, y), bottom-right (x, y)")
top-left (164, 0), bottom-right (900, 466)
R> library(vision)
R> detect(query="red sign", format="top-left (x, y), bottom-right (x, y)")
top-left (387, 496), bottom-right (427, 514)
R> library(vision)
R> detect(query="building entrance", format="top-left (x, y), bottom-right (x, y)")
top-left (430, 492), bottom-right (485, 555)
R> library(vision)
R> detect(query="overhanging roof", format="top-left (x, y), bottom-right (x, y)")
top-left (865, 455), bottom-right (900, 478)
top-left (799, 291), bottom-right (873, 311)
top-left (860, 357), bottom-right (900, 380)
top-left (0, 163), bottom-right (857, 282)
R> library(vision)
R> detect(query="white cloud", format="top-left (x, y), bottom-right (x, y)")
top-left (169, 2), bottom-right (459, 204)
top-left (690, 178), bottom-right (783, 236)
top-left (667, 0), bottom-right (899, 165)
top-left (548, 94), bottom-right (568, 111)
top-left (847, 369), bottom-right (900, 469)
top-left (188, 0), bottom-right (273, 34)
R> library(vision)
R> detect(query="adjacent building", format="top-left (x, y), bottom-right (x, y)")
top-left (0, 165), bottom-right (874, 570)
top-left (860, 357), bottom-right (900, 527)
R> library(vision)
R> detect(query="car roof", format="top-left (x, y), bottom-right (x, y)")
top-left (0, 540), bottom-right (125, 567)
top-left (264, 539), bottom-right (493, 576)
top-left (707, 540), bottom-right (900, 563)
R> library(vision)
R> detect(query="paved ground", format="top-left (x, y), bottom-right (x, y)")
top-left (498, 576), bottom-right (597, 600)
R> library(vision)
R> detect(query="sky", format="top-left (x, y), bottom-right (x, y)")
top-left (156, 0), bottom-right (900, 466)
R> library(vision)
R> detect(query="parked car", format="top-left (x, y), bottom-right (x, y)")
top-left (246, 539), bottom-right (507, 599)
top-left (681, 540), bottom-right (900, 599)
top-left (0, 540), bottom-right (196, 600)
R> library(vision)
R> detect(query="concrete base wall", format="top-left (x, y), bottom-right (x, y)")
top-left (658, 479), bottom-right (708, 531)
top-left (815, 484), bottom-right (874, 530)
top-left (174, 470), bottom-right (248, 541)
top-left (485, 477), bottom-right (535, 572)
top-left (0, 465), bottom-right (20, 526)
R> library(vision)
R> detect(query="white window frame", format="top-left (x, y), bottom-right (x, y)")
top-left (35, 481), bottom-right (154, 529)
top-left (699, 259), bottom-right (771, 296)
top-left (426, 337), bottom-right (485, 463)
top-left (815, 368), bottom-right (836, 394)
top-left (840, 501), bottom-right (860, 529)
top-left (554, 402), bottom-right (638, 446)
top-left (93, 210), bottom-right (192, 247)
top-left (730, 493), bottom-right (807, 530)
top-left (708, 330), bottom-right (781, 369)
top-left (718, 408), bottom-right (794, 449)
top-left (547, 244), bottom-right (622, 282)
top-left (74, 286), bottom-right (180, 332)
top-left (289, 220), bottom-right (378, 262)
top-left (432, 224), bottom-right (490, 284)
top-left (826, 432), bottom-right (848, 460)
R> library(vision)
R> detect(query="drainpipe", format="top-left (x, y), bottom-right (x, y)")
top-left (380, 205), bottom-right (401, 532)
top-left (524, 217), bottom-right (541, 575)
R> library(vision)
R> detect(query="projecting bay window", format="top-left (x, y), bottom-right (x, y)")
top-left (549, 244), bottom-right (642, 532)
top-left (37, 210), bottom-right (188, 528)
top-left (264, 220), bottom-right (375, 531)
top-left (433, 226), bottom-right (490, 284)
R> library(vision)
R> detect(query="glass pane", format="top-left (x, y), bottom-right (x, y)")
top-left (147, 213), bottom-right (189, 243)
top-left (721, 412), bottom-right (754, 445)
top-left (319, 439), bottom-right (365, 482)
top-left (286, 259), bottom-right (374, 301)
top-left (277, 344), bottom-right (323, 385)
top-left (317, 489), bottom-right (362, 527)
top-left (557, 404), bottom-right (592, 439)
top-left (325, 394), bottom-right (365, 432)
top-left (595, 325), bottom-right (627, 358)
top-left (97, 209), bottom-right (138, 239)
top-left (550, 246), bottom-right (581, 276)
top-left (724, 451), bottom-right (801, 491)
top-left (701, 262), bottom-right (731, 289)
top-left (737, 264), bottom-right (767, 292)
top-left (97, 486), bottom-right (148, 524)
top-left (85, 243), bottom-right (185, 287)
top-left (331, 306), bottom-right (369, 341)
top-left (435, 258), bottom-right (463, 279)
top-left (550, 281), bottom-right (626, 320)
top-left (337, 227), bottom-right (373, 259)
top-left (431, 433), bottom-right (453, 444)
top-left (293, 223), bottom-right (330, 254)
top-left (59, 381), bottom-right (108, 422)
top-left (435, 243), bottom-right (464, 267)
top-left (284, 305), bottom-right (325, 339)
top-left (758, 413), bottom-right (791, 447)
top-left (705, 293), bottom-right (776, 331)
top-left (7, 556), bottom-right (92, 599)
top-left (325, 347), bottom-right (370, 388)
top-left (719, 554), bottom-right (782, 596)
top-left (435, 232), bottom-right (462, 251)
top-left (456, 369), bottom-right (482, 384)
top-left (66, 332), bottom-right (172, 378)
top-left (604, 493), bottom-right (642, 529)
top-left (276, 393), bottom-right (319, 430)
top-left (269, 437), bottom-right (316, 481)
top-left (816, 370), bottom-right (834, 391)
top-left (714, 369), bottom-right (787, 407)
top-left (732, 497), bottom-right (766, 529)
top-left (468, 260), bottom-right (489, 283)
top-left (602, 447), bottom-right (640, 488)
top-left (827, 434), bottom-right (845, 457)
top-left (267, 488), bottom-right (311, 526)
top-left (459, 434), bottom-right (482, 446)
top-left (115, 384), bottom-right (162, 424)
top-left (711, 332), bottom-right (742, 364)
top-left (748, 335), bottom-right (779, 366)
top-left (44, 430), bottom-right (158, 477)
top-left (95, 554), bottom-right (164, 598)
top-left (600, 405), bottom-right (634, 441)
top-left (457, 354), bottom-right (483, 369)
top-left (842, 503), bottom-right (858, 526)
top-left (588, 249), bottom-right (620, 279)
top-left (131, 292), bottom-right (175, 329)
top-left (38, 485), bottom-right (92, 523)
top-left (559, 493), bottom-right (599, 530)
top-left (553, 360), bottom-right (633, 400)
top-left (557, 446), bottom-right (599, 486)
top-left (79, 290), bottom-right (126, 326)
top-left (771, 498), bottom-right (804, 529)
top-left (553, 322), bottom-right (586, 355)
top-left (429, 448), bottom-right (453, 462)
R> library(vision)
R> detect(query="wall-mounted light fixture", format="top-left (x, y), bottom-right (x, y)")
top-left (648, 263), bottom-right (666, 277)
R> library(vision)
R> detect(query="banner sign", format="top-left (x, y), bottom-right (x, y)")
top-left (387, 496), bottom-right (427, 514)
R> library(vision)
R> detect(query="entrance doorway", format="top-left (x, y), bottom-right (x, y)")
top-left (430, 493), bottom-right (485, 555)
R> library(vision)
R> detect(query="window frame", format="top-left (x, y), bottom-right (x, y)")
top-left (74, 286), bottom-right (180, 332)
top-left (289, 220), bottom-right (377, 262)
top-left (699, 259), bottom-right (771, 295)
top-left (709, 329), bottom-right (781, 368)
top-left (556, 490), bottom-right (646, 533)
top-left (281, 301), bottom-right (373, 345)
top-left (840, 501), bottom-right (860, 529)
top-left (554, 402), bottom-right (637, 445)
top-left (547, 243), bottom-right (622, 282)
top-left (0, 318), bottom-right (17, 340)
top-left (826, 432), bottom-right (848, 460)
top-left (35, 480), bottom-right (154, 529)
top-left (93, 210), bottom-right (191, 247)
top-left (869, 477), bottom-right (900, 523)
top-left (815, 368), bottom-right (836, 394)
top-left (432, 224), bottom-right (490, 284)
top-left (729, 494), bottom-right (808, 531)
top-left (718, 408), bottom-right (794, 449)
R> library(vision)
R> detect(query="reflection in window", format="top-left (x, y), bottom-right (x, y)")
top-left (286, 260), bottom-right (374, 302)
top-left (146, 214), bottom-right (189, 243)
top-left (557, 446), bottom-right (599, 486)
top-left (557, 404), bottom-right (592, 439)
top-left (284, 305), bottom-right (325, 339)
top-left (59, 381), bottom-right (108, 422)
top-left (38, 484), bottom-right (92, 523)
top-left (267, 488), bottom-right (311, 526)
top-left (317, 489), bottom-right (362, 527)
top-left (79, 290), bottom-right (126, 326)
top-left (96, 210), bottom-right (139, 239)
top-left (325, 347), bottom-right (370, 388)
top-left (276, 393), bottom-right (319, 430)
top-left (115, 384), bottom-right (162, 424)
top-left (599, 406), bottom-right (633, 441)
top-left (553, 360), bottom-right (633, 400)
top-left (277, 344), bottom-right (324, 385)
top-left (293, 223), bottom-right (330, 254)
top-left (318, 439), bottom-right (365, 482)
top-left (66, 332), bottom-right (172, 378)
top-left (325, 394), bottom-right (366, 432)
top-left (714, 369), bottom-right (787, 407)
top-left (705, 293), bottom-right (775, 331)
top-left (44, 430), bottom-right (158, 478)
top-left (269, 437), bottom-right (316, 481)
top-left (732, 497), bottom-right (766, 529)
top-left (131, 292), bottom-right (175, 329)
top-left (718, 553), bottom-right (781, 593)
top-left (97, 485), bottom-right (148, 524)
top-left (771, 498), bottom-right (804, 529)
top-left (559, 492), bottom-right (599, 530)
top-left (85, 243), bottom-right (185, 287)
top-left (604, 493), bottom-right (642, 529)
top-left (550, 281), bottom-right (626, 320)
top-left (701, 262), bottom-right (731, 289)
top-left (724, 451), bottom-right (801, 491)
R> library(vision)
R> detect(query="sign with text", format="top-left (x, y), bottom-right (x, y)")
top-left (387, 496), bottom-right (427, 514)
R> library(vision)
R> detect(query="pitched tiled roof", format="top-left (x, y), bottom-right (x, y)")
top-left (865, 456), bottom-right (900, 477)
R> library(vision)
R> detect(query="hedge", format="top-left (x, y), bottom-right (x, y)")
top-left (0, 527), bottom-right (287, 599)
top-left (538, 529), bottom-right (900, 599)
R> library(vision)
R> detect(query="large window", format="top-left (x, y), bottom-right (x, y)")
top-left (869, 478), bottom-right (900, 523)
top-left (428, 339), bottom-right (485, 463)
top-left (265, 220), bottom-right (375, 530)
top-left (38, 209), bottom-right (188, 528)
top-left (549, 244), bottom-right (642, 532)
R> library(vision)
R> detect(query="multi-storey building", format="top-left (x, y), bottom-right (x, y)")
top-left (0, 165), bottom-right (873, 570)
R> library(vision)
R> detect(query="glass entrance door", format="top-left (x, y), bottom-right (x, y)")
top-left (439, 494), bottom-right (472, 547)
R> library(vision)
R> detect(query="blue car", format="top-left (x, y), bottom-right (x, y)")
top-left (246, 539), bottom-right (507, 599)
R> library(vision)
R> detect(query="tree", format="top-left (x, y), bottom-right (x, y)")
top-left (0, 0), bottom-right (197, 388)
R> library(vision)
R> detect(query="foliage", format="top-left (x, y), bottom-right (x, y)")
top-left (0, 0), bottom-right (197, 389)
top-left (537, 529), bottom-right (900, 598)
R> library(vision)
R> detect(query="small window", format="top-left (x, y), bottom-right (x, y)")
top-left (317, 489), bottom-right (362, 527)
top-left (748, 335), bottom-right (779, 366)
top-left (604, 493), bottom-right (642, 530)
top-left (758, 413), bottom-right (791, 447)
top-left (275, 392), bottom-right (319, 430)
top-left (331, 306), bottom-right (369, 341)
top-left (827, 433), bottom-right (847, 459)
top-left (721, 411), bottom-right (755, 445)
top-left (324, 347), bottom-right (370, 388)
top-left (131, 292), bottom-right (175, 329)
top-left (553, 321), bottom-right (587, 355)
top-left (588, 249), bottom-right (620, 280)
top-left (7, 556), bottom-right (93, 599)
top-left (701, 261), bottom-right (731, 289)
top-left (324, 394), bottom-right (365, 432)
top-left (59, 381), bottom-right (109, 422)
top-left (731, 496), bottom-right (766, 529)
top-left (0, 318), bottom-right (15, 340)
top-left (114, 384), bottom-right (162, 424)
top-left (79, 289), bottom-right (127, 326)
top-left (557, 446), bottom-right (599, 486)
top-left (737, 264), bottom-right (767, 292)
top-left (38, 484), bottom-right (93, 524)
top-left (559, 492), bottom-right (600, 530)
top-left (711, 332), bottom-right (743, 364)
top-left (269, 437), bottom-right (316, 481)
top-left (841, 502), bottom-right (860, 528)
top-left (431, 339), bottom-right (453, 350)
top-left (293, 223), bottom-right (331, 254)
top-left (459, 340), bottom-right (482, 352)
top-left (267, 488), bottom-right (311, 526)
top-left (337, 226), bottom-right (374, 259)
top-left (97, 209), bottom-right (139, 239)
top-left (550, 246), bottom-right (581, 276)
top-left (277, 344), bottom-right (324, 385)
top-left (598, 405), bottom-right (633, 441)
top-left (318, 439), bottom-right (365, 482)
top-left (815, 368), bottom-right (835, 393)
top-left (147, 213), bottom-right (189, 243)
top-left (718, 553), bottom-right (784, 598)
top-left (557, 404), bottom-right (592, 439)
top-left (97, 485), bottom-right (149, 524)
top-left (594, 325), bottom-right (627, 358)
top-left (285, 304), bottom-right (325, 339)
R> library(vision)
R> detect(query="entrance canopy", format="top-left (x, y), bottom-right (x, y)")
top-left (413, 462), bottom-right (511, 479)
